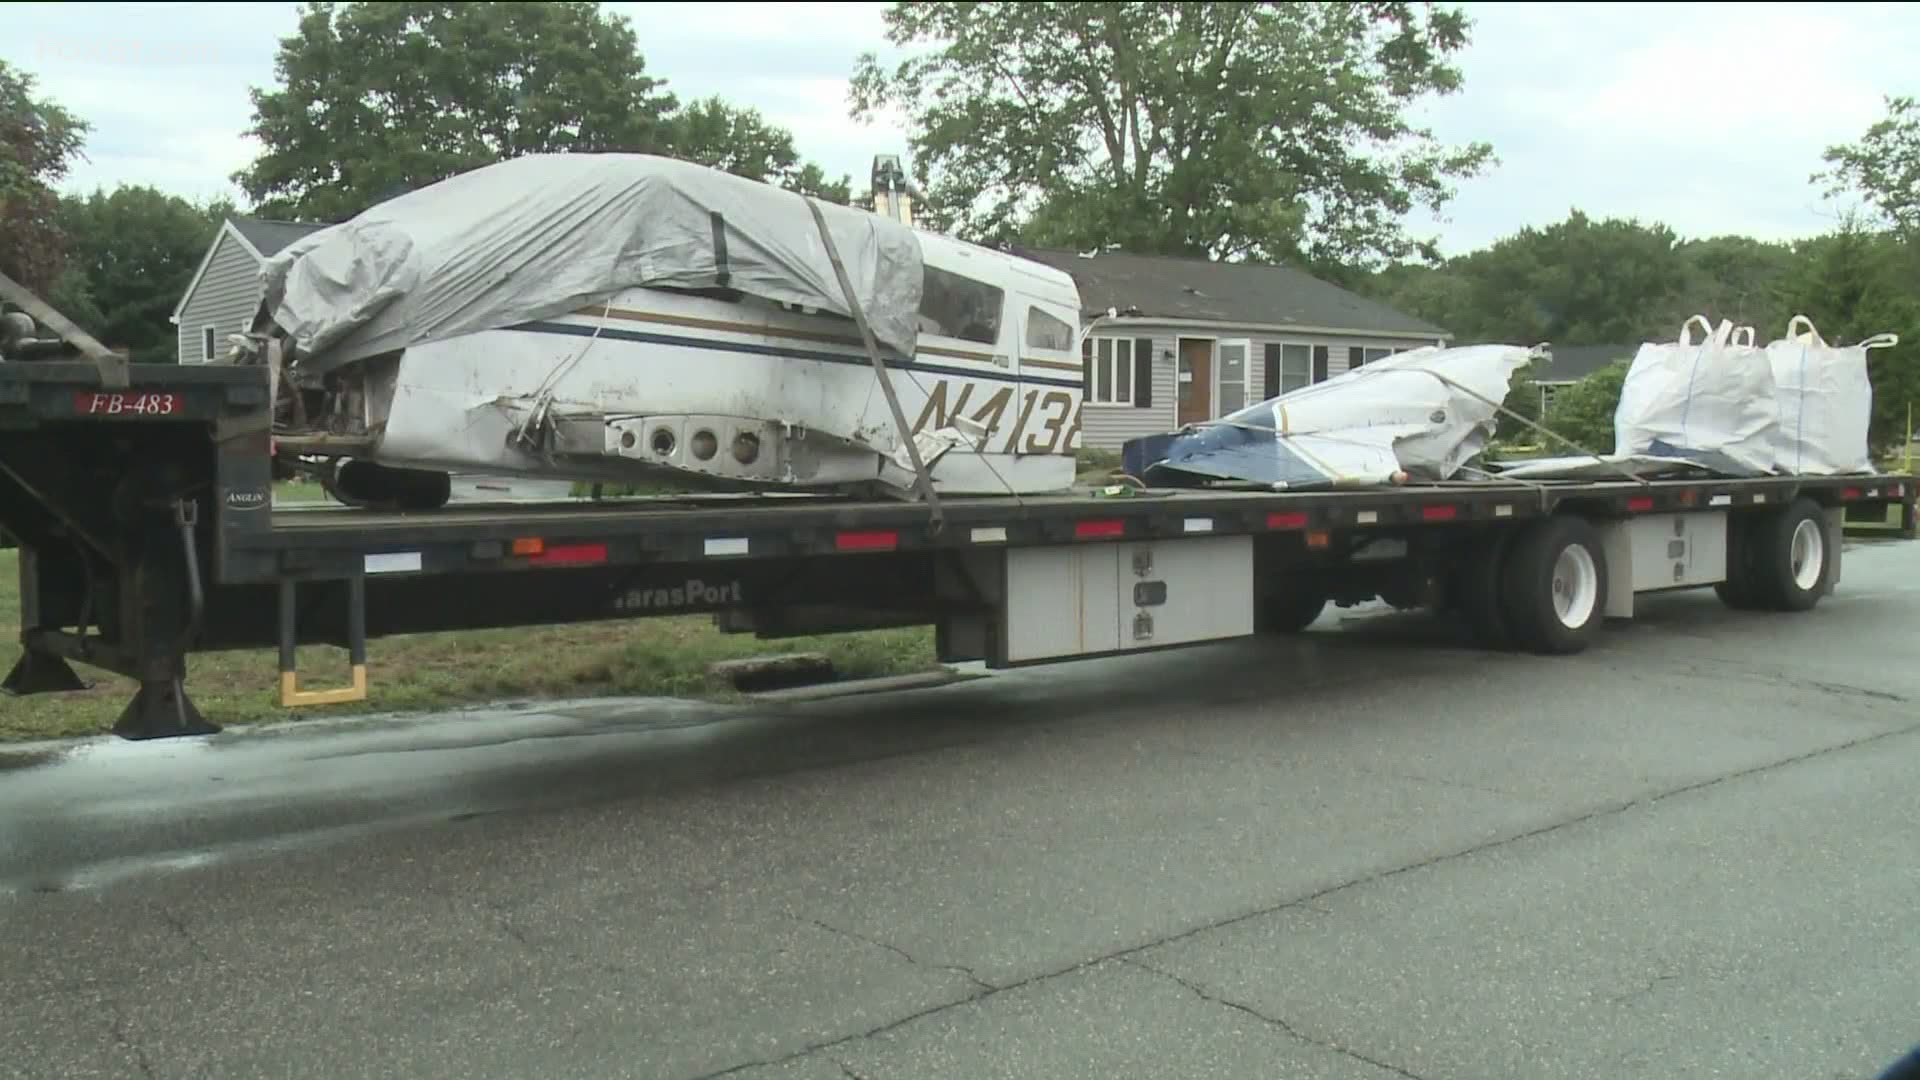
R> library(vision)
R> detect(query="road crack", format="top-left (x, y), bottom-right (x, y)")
top-left (155, 904), bottom-right (210, 962)
top-left (1121, 957), bottom-right (1427, 1080)
top-left (110, 1009), bottom-right (158, 1080)
top-left (688, 721), bottom-right (1920, 1080)
top-left (807, 918), bottom-right (997, 992)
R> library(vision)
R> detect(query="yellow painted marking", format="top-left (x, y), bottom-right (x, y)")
top-left (279, 664), bottom-right (369, 708)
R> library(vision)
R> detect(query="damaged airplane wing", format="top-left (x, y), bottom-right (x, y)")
top-left (1123, 344), bottom-right (1541, 489)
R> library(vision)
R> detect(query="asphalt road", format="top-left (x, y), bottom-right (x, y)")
top-left (4, 539), bottom-right (1918, 1080)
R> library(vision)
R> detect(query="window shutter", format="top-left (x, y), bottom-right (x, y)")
top-left (1312, 345), bottom-right (1330, 384)
top-left (1263, 344), bottom-right (1281, 399)
top-left (1082, 336), bottom-right (1094, 398)
top-left (1133, 338), bottom-right (1153, 409)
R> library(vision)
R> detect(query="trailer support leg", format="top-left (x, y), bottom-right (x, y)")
top-left (110, 496), bottom-right (220, 740)
top-left (276, 576), bottom-right (370, 707)
top-left (113, 677), bottom-right (214, 741)
top-left (2, 647), bottom-right (89, 695)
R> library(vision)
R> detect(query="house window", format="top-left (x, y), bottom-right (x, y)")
top-left (1025, 306), bottom-right (1075, 352)
top-left (918, 265), bottom-right (1004, 345)
top-left (1265, 343), bottom-right (1334, 397)
top-left (1217, 339), bottom-right (1251, 414)
top-left (1355, 346), bottom-right (1402, 368)
top-left (202, 326), bottom-right (218, 362)
top-left (1087, 337), bottom-right (1134, 404)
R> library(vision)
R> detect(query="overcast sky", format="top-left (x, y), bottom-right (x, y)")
top-left (7, 1), bottom-right (1918, 257)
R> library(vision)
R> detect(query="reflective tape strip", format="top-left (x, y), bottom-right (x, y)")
top-left (1709, 494), bottom-right (1733, 507)
top-left (1183, 518), bottom-right (1213, 533)
top-left (1494, 505), bottom-right (1514, 518)
top-left (1356, 510), bottom-right (1379, 525)
top-left (365, 552), bottom-right (422, 574)
top-left (971, 526), bottom-right (1008, 544)
top-left (704, 537), bottom-right (749, 557)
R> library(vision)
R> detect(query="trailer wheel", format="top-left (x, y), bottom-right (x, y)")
top-left (1501, 516), bottom-right (1609, 655)
top-left (1455, 529), bottom-right (1517, 650)
top-left (1752, 497), bottom-right (1830, 612)
top-left (1260, 584), bottom-right (1328, 634)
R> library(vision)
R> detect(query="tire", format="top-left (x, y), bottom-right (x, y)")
top-left (1455, 529), bottom-right (1518, 650)
top-left (1261, 584), bottom-right (1328, 634)
top-left (1751, 497), bottom-right (1831, 612)
top-left (1500, 515), bottom-right (1609, 655)
top-left (1714, 514), bottom-right (1765, 610)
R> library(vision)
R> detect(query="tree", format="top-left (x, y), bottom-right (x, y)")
top-left (850, 2), bottom-right (1493, 272)
top-left (0, 60), bottom-right (89, 294)
top-left (236, 2), bottom-right (850, 222)
top-left (669, 97), bottom-right (852, 203)
top-left (1816, 95), bottom-right (1920, 239)
top-left (54, 187), bottom-right (234, 362)
top-left (1540, 360), bottom-right (1631, 456)
top-left (236, 1), bottom-right (679, 221)
top-left (1672, 234), bottom-right (1795, 335)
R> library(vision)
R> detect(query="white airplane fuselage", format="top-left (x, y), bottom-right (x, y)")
top-left (346, 231), bottom-right (1088, 495)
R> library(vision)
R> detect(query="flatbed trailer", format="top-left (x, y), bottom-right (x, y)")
top-left (2, 359), bottom-right (1914, 740)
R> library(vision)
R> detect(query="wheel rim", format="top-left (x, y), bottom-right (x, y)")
top-left (1790, 518), bottom-right (1825, 592)
top-left (1551, 544), bottom-right (1599, 628)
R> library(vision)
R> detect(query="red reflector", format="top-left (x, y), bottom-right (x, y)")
top-left (1627, 496), bottom-right (1654, 512)
top-left (1267, 511), bottom-right (1308, 529)
top-left (529, 543), bottom-right (607, 565)
top-left (835, 530), bottom-right (897, 551)
top-left (1842, 487), bottom-right (1862, 500)
top-left (1074, 519), bottom-right (1125, 539)
top-left (1679, 489), bottom-right (1697, 506)
top-left (1421, 504), bottom-right (1458, 521)
top-left (1305, 530), bottom-right (1331, 549)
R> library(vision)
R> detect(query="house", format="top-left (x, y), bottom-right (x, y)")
top-left (1012, 248), bottom-right (1450, 450)
top-left (171, 216), bottom-right (326, 363)
top-left (1528, 344), bottom-right (1635, 415)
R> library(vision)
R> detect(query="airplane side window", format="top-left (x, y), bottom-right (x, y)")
top-left (919, 265), bottom-right (1005, 346)
top-left (1025, 306), bottom-right (1075, 351)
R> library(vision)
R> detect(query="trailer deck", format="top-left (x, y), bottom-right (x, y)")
top-left (3, 358), bottom-right (1915, 741)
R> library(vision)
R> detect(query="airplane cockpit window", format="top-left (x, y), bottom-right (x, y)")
top-left (919, 265), bottom-right (1005, 345)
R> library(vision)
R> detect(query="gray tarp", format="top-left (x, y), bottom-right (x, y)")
top-left (259, 153), bottom-right (925, 374)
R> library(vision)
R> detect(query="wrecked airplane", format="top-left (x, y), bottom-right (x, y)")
top-left (226, 153), bottom-right (1088, 508)
top-left (1122, 343), bottom-right (1543, 489)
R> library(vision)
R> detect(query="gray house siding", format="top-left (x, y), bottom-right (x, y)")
top-left (177, 231), bottom-right (264, 363)
top-left (1078, 322), bottom-right (1443, 451)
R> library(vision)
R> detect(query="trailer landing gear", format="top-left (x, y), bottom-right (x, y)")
top-left (114, 678), bottom-right (216, 741)
top-left (2, 648), bottom-right (88, 695)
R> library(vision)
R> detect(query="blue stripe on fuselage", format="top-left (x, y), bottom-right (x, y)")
top-left (499, 319), bottom-right (1085, 390)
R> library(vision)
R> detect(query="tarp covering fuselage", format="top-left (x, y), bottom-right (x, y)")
top-left (260, 153), bottom-right (926, 374)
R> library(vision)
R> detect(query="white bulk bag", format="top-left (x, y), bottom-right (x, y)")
top-left (1615, 316), bottom-right (1781, 475)
top-left (1766, 315), bottom-right (1898, 475)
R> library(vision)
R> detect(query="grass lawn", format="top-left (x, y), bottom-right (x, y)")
top-left (0, 544), bottom-right (939, 743)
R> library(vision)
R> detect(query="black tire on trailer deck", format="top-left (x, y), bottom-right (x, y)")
top-left (1455, 528), bottom-right (1518, 650)
top-left (1500, 515), bottom-right (1610, 656)
top-left (1751, 496), bottom-right (1831, 612)
top-left (1714, 512), bottom-right (1765, 610)
top-left (1261, 583), bottom-right (1328, 634)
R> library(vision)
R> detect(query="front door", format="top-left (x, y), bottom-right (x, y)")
top-left (1177, 338), bottom-right (1213, 427)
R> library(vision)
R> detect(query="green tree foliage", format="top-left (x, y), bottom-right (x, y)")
top-left (850, 2), bottom-right (1493, 272)
top-left (53, 187), bottom-right (234, 362)
top-left (0, 61), bottom-right (89, 293)
top-left (669, 97), bottom-right (851, 203)
top-left (237, 1), bottom-right (679, 221)
top-left (237, 2), bottom-right (848, 222)
top-left (1816, 95), bottom-right (1920, 238)
top-left (1540, 360), bottom-right (1631, 456)
top-left (1376, 211), bottom-right (1690, 346)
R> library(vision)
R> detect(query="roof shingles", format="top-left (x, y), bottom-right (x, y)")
top-left (230, 217), bottom-right (327, 257)
top-left (1012, 247), bottom-right (1449, 339)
